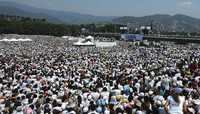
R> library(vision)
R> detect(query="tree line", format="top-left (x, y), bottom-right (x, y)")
top-left (0, 15), bottom-right (81, 36)
top-left (1, 15), bottom-right (200, 37)
top-left (0, 15), bottom-right (125, 36)
top-left (0, 14), bottom-right (46, 22)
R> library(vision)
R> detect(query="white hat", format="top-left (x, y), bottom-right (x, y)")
top-left (57, 99), bottom-right (62, 104)
top-left (16, 106), bottom-right (23, 111)
top-left (23, 99), bottom-right (29, 105)
top-left (149, 91), bottom-right (154, 95)
top-left (52, 95), bottom-right (57, 99)
top-left (156, 100), bottom-right (162, 105)
top-left (83, 107), bottom-right (89, 112)
top-left (193, 99), bottom-right (200, 105)
top-left (136, 111), bottom-right (143, 114)
top-left (88, 95), bottom-right (92, 100)
top-left (53, 107), bottom-right (62, 112)
top-left (139, 92), bottom-right (144, 97)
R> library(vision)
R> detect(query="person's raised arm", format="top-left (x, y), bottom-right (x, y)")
top-left (164, 100), bottom-right (169, 113)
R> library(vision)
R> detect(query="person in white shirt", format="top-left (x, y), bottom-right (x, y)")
top-left (164, 89), bottom-right (187, 114)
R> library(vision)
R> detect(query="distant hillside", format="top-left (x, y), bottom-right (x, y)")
top-left (112, 14), bottom-right (200, 32)
top-left (1, 1), bottom-right (200, 32)
top-left (0, 2), bottom-right (61, 23)
top-left (0, 1), bottom-right (114, 24)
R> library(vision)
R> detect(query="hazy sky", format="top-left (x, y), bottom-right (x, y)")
top-left (0, 0), bottom-right (199, 18)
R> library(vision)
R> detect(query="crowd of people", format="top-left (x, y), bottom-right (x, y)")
top-left (0, 35), bottom-right (200, 114)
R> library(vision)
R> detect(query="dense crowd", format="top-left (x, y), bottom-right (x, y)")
top-left (0, 35), bottom-right (200, 114)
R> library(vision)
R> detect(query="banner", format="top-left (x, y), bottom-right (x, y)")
top-left (121, 34), bottom-right (144, 41)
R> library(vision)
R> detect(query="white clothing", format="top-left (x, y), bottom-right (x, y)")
top-left (167, 96), bottom-right (185, 114)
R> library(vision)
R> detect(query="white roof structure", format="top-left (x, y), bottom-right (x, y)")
top-left (73, 41), bottom-right (95, 46)
top-left (73, 36), bottom-right (95, 46)
top-left (86, 35), bottom-right (94, 39)
top-left (61, 36), bottom-right (69, 39)
top-left (140, 26), bottom-right (146, 30)
top-left (0, 38), bottom-right (32, 42)
top-left (95, 42), bottom-right (117, 47)
top-left (146, 26), bottom-right (151, 30)
top-left (0, 38), bottom-right (9, 42)
top-left (73, 35), bottom-right (117, 47)
top-left (86, 36), bottom-right (94, 42)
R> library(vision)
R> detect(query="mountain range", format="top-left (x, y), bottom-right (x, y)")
top-left (0, 1), bottom-right (115, 24)
top-left (113, 14), bottom-right (200, 32)
top-left (0, 1), bottom-right (200, 32)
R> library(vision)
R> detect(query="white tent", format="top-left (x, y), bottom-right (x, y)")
top-left (0, 38), bottom-right (9, 42)
top-left (86, 35), bottom-right (94, 39)
top-left (85, 36), bottom-right (94, 42)
top-left (18, 38), bottom-right (32, 41)
top-left (62, 36), bottom-right (69, 39)
top-left (73, 41), bottom-right (95, 46)
top-left (0, 38), bottom-right (32, 42)
top-left (73, 36), bottom-right (95, 46)
top-left (9, 38), bottom-right (17, 42)
top-left (95, 41), bottom-right (117, 47)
